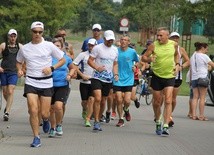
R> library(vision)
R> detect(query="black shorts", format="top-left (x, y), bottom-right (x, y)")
top-left (151, 74), bottom-right (175, 91)
top-left (51, 85), bottom-right (70, 105)
top-left (174, 79), bottom-right (182, 88)
top-left (24, 84), bottom-right (53, 97)
top-left (113, 86), bottom-right (133, 93)
top-left (133, 79), bottom-right (139, 87)
top-left (79, 83), bottom-right (93, 100)
top-left (90, 79), bottom-right (112, 97)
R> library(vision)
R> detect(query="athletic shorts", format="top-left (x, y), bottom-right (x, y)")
top-left (23, 84), bottom-right (53, 97)
top-left (174, 79), bottom-right (182, 88)
top-left (0, 72), bottom-right (18, 86)
top-left (133, 79), bottom-right (139, 87)
top-left (90, 79), bottom-right (112, 97)
top-left (151, 74), bottom-right (175, 91)
top-left (51, 85), bottom-right (70, 105)
top-left (79, 83), bottom-right (93, 100)
top-left (113, 86), bottom-right (133, 93)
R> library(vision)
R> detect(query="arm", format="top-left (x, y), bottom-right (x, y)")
top-left (16, 61), bottom-right (24, 78)
top-left (180, 47), bottom-right (190, 70)
top-left (67, 63), bottom-right (76, 80)
top-left (42, 57), bottom-right (66, 75)
top-left (141, 44), bottom-right (155, 63)
top-left (174, 42), bottom-right (180, 75)
top-left (113, 61), bottom-right (118, 81)
top-left (87, 56), bottom-right (105, 72)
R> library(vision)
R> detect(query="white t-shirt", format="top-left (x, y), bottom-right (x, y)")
top-left (73, 51), bottom-right (94, 84)
top-left (190, 52), bottom-right (211, 80)
top-left (90, 43), bottom-right (118, 83)
top-left (16, 40), bottom-right (64, 88)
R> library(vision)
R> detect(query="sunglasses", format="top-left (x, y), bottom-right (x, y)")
top-left (32, 30), bottom-right (43, 34)
top-left (93, 29), bottom-right (100, 32)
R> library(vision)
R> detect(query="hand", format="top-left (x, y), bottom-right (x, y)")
top-left (0, 67), bottom-right (4, 73)
top-left (42, 67), bottom-right (52, 75)
top-left (114, 74), bottom-right (119, 81)
top-left (96, 66), bottom-right (105, 72)
top-left (17, 69), bottom-right (24, 78)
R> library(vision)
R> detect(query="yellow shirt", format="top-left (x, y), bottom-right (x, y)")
top-left (152, 40), bottom-right (176, 78)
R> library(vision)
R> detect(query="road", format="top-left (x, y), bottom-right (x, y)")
top-left (0, 83), bottom-right (214, 155)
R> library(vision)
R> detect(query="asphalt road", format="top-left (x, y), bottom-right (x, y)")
top-left (0, 83), bottom-right (214, 155)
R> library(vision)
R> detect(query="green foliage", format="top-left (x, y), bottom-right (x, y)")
top-left (0, 0), bottom-right (79, 42)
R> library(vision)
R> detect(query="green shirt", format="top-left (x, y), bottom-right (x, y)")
top-left (152, 40), bottom-right (176, 78)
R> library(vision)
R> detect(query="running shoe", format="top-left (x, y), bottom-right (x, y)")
top-left (134, 99), bottom-right (140, 108)
top-left (85, 120), bottom-right (91, 127)
top-left (3, 113), bottom-right (9, 121)
top-left (93, 122), bottom-right (102, 131)
top-left (162, 127), bottom-right (170, 136)
top-left (82, 111), bottom-right (87, 120)
top-left (105, 112), bottom-right (111, 123)
top-left (116, 119), bottom-right (124, 127)
top-left (42, 119), bottom-right (50, 133)
top-left (99, 114), bottom-right (106, 122)
top-left (56, 124), bottom-right (63, 136)
top-left (123, 108), bottom-right (131, 121)
top-left (49, 128), bottom-right (56, 138)
top-left (111, 112), bottom-right (117, 120)
top-left (155, 122), bottom-right (162, 135)
top-left (30, 136), bottom-right (41, 148)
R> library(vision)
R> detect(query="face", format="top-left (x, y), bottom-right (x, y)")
top-left (170, 36), bottom-right (179, 43)
top-left (88, 44), bottom-right (95, 51)
top-left (93, 28), bottom-right (101, 38)
top-left (203, 46), bottom-right (208, 54)
top-left (8, 34), bottom-right (17, 45)
top-left (57, 30), bottom-right (66, 38)
top-left (31, 28), bottom-right (43, 42)
top-left (104, 39), bottom-right (114, 47)
top-left (157, 30), bottom-right (169, 44)
top-left (54, 41), bottom-right (63, 50)
top-left (120, 36), bottom-right (130, 49)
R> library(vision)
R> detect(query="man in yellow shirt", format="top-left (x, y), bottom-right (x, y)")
top-left (141, 27), bottom-right (179, 136)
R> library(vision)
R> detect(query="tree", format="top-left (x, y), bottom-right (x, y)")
top-left (0, 0), bottom-right (79, 42)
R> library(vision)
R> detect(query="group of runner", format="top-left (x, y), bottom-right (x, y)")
top-left (1, 21), bottom-right (214, 148)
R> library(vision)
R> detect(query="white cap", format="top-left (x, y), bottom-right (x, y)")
top-left (88, 38), bottom-right (97, 45)
top-left (92, 24), bottom-right (102, 30)
top-left (104, 30), bottom-right (115, 41)
top-left (31, 21), bottom-right (44, 29)
top-left (8, 29), bottom-right (17, 35)
top-left (169, 32), bottom-right (180, 38)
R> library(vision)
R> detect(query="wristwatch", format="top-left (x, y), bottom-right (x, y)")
top-left (50, 66), bottom-right (55, 72)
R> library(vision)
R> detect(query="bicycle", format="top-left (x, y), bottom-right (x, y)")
top-left (136, 70), bottom-right (153, 105)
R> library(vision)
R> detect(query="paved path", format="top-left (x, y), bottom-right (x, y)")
top-left (0, 81), bottom-right (214, 155)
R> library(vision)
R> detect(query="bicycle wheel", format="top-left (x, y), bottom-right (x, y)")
top-left (138, 93), bottom-right (144, 105)
top-left (145, 93), bottom-right (153, 105)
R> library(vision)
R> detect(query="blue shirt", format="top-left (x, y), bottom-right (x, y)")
top-left (113, 47), bottom-right (139, 86)
top-left (52, 54), bottom-right (72, 87)
top-left (81, 37), bottom-right (104, 52)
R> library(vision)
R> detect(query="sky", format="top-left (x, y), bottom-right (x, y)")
top-left (113, 0), bottom-right (122, 3)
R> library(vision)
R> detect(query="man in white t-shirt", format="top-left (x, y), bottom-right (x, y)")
top-left (16, 21), bottom-right (65, 148)
top-left (88, 30), bottom-right (118, 131)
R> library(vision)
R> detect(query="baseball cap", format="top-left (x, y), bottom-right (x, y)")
top-left (88, 38), bottom-right (97, 45)
top-left (92, 24), bottom-right (102, 30)
top-left (31, 21), bottom-right (44, 29)
top-left (104, 30), bottom-right (115, 41)
top-left (169, 32), bottom-right (180, 38)
top-left (8, 29), bottom-right (17, 35)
